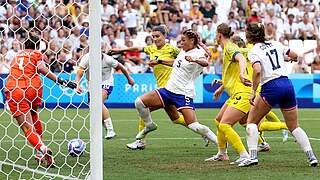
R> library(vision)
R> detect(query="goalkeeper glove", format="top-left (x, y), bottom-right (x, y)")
top-left (57, 78), bottom-right (77, 89)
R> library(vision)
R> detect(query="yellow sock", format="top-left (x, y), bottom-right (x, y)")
top-left (259, 121), bottom-right (287, 131)
top-left (265, 111), bottom-right (281, 122)
top-left (215, 120), bottom-right (227, 150)
top-left (138, 118), bottom-right (145, 132)
top-left (172, 115), bottom-right (187, 126)
top-left (219, 123), bottom-right (246, 154)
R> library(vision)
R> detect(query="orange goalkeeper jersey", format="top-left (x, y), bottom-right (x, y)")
top-left (5, 49), bottom-right (46, 90)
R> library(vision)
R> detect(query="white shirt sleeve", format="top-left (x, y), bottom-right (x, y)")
top-left (248, 50), bottom-right (262, 65)
top-left (104, 54), bottom-right (119, 68)
top-left (79, 53), bottom-right (89, 69)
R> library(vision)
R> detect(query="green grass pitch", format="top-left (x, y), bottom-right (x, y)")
top-left (0, 108), bottom-right (319, 179)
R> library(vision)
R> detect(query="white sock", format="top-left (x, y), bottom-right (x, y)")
top-left (103, 118), bottom-right (114, 131)
top-left (291, 127), bottom-right (316, 160)
top-left (246, 123), bottom-right (259, 159)
top-left (135, 98), bottom-right (153, 127)
top-left (218, 148), bottom-right (227, 155)
top-left (188, 122), bottom-right (217, 144)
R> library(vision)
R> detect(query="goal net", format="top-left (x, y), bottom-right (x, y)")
top-left (0, 0), bottom-right (101, 179)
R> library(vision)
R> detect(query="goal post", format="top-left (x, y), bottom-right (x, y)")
top-left (88, 0), bottom-right (103, 179)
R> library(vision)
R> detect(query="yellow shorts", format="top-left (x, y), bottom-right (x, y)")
top-left (226, 92), bottom-right (251, 113)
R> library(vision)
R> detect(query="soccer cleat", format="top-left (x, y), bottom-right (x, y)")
top-left (126, 140), bottom-right (146, 150)
top-left (309, 158), bottom-right (318, 167)
top-left (43, 148), bottom-right (56, 168)
top-left (135, 122), bottom-right (158, 140)
top-left (230, 157), bottom-right (248, 165)
top-left (205, 153), bottom-right (229, 162)
top-left (238, 158), bottom-right (259, 167)
top-left (105, 130), bottom-right (116, 139)
top-left (34, 150), bottom-right (45, 164)
top-left (258, 142), bottom-right (271, 152)
top-left (282, 129), bottom-right (289, 143)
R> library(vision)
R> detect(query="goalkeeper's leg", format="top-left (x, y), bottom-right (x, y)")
top-left (16, 112), bottom-right (55, 167)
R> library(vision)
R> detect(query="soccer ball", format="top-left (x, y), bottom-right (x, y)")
top-left (67, 139), bottom-right (86, 157)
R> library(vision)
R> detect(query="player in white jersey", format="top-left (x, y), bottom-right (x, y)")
top-left (134, 29), bottom-right (218, 147)
top-left (238, 23), bottom-right (318, 167)
top-left (75, 53), bottom-right (134, 139)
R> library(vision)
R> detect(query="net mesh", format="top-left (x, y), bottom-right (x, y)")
top-left (0, 1), bottom-right (91, 179)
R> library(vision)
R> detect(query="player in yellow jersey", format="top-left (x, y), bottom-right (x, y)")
top-left (109, 26), bottom-right (189, 149)
top-left (204, 23), bottom-right (254, 164)
top-left (210, 36), bottom-right (288, 152)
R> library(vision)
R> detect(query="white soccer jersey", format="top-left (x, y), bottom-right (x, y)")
top-left (165, 48), bottom-right (206, 98)
top-left (248, 41), bottom-right (290, 85)
top-left (79, 53), bottom-right (119, 86)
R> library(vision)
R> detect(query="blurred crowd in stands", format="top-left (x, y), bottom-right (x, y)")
top-left (0, 0), bottom-right (320, 75)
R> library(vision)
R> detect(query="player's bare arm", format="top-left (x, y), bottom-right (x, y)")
top-left (235, 53), bottom-right (252, 87)
top-left (108, 47), bottom-right (143, 55)
top-left (37, 61), bottom-right (77, 89)
top-left (185, 56), bottom-right (209, 67)
top-left (75, 67), bottom-right (85, 93)
top-left (250, 63), bottom-right (262, 105)
top-left (116, 63), bottom-right (135, 86)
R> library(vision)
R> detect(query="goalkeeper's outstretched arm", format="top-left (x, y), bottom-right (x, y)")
top-left (116, 63), bottom-right (135, 86)
top-left (75, 67), bottom-right (85, 93)
top-left (37, 61), bottom-right (77, 89)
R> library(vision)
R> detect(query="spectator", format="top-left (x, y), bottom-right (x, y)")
top-left (229, 0), bottom-right (239, 17)
top-left (247, 8), bottom-right (261, 24)
top-left (201, 19), bottom-right (216, 44)
top-left (5, 40), bottom-right (20, 63)
top-left (267, 0), bottom-right (282, 17)
top-left (101, 0), bottom-right (116, 22)
top-left (167, 13), bottom-right (181, 39)
top-left (124, 2), bottom-right (138, 37)
top-left (189, 2), bottom-right (203, 24)
top-left (146, 13), bottom-right (160, 32)
top-left (299, 13), bottom-right (315, 40)
top-left (200, 0), bottom-right (216, 19)
top-left (286, 0), bottom-right (300, 22)
top-left (80, 19), bottom-right (89, 37)
top-left (284, 14), bottom-right (299, 40)
top-left (228, 11), bottom-right (239, 32)
top-left (154, 0), bottom-right (170, 25)
top-left (265, 23), bottom-right (276, 41)
top-left (0, 46), bottom-right (9, 74)
top-left (252, 0), bottom-right (266, 18)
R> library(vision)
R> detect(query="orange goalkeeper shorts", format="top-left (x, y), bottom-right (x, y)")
top-left (5, 87), bottom-right (42, 117)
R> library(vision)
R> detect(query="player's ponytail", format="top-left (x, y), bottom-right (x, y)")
top-left (246, 22), bottom-right (268, 45)
top-left (217, 23), bottom-right (234, 38)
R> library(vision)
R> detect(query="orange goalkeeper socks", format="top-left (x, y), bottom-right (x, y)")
top-left (25, 129), bottom-right (45, 151)
top-left (32, 113), bottom-right (43, 139)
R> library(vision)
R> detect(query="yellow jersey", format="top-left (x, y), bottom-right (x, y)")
top-left (222, 41), bottom-right (252, 96)
top-left (143, 43), bottom-right (180, 88)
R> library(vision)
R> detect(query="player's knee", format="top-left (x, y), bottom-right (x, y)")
top-left (135, 97), bottom-right (146, 110)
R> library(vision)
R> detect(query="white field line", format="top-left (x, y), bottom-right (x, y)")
top-left (0, 160), bottom-right (80, 180)
top-left (1, 136), bottom-right (320, 143)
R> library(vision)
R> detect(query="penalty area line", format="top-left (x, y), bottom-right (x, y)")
top-left (0, 160), bottom-right (80, 180)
